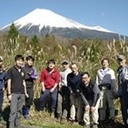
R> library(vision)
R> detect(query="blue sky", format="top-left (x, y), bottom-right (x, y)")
top-left (0, 0), bottom-right (128, 36)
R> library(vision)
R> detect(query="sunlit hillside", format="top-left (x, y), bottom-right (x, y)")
top-left (0, 24), bottom-right (127, 128)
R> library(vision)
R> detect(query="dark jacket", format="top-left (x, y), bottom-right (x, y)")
top-left (0, 68), bottom-right (7, 90)
top-left (78, 80), bottom-right (100, 106)
top-left (67, 72), bottom-right (82, 93)
top-left (117, 65), bottom-right (128, 96)
top-left (23, 64), bottom-right (38, 88)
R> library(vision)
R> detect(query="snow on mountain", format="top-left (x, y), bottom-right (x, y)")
top-left (1, 8), bottom-right (112, 33)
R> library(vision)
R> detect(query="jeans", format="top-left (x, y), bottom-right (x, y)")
top-left (23, 87), bottom-right (34, 116)
top-left (70, 93), bottom-right (80, 120)
top-left (0, 91), bottom-right (3, 118)
top-left (57, 86), bottom-right (70, 119)
top-left (120, 93), bottom-right (128, 126)
top-left (9, 93), bottom-right (25, 128)
top-left (99, 88), bottom-right (115, 121)
top-left (40, 88), bottom-right (57, 112)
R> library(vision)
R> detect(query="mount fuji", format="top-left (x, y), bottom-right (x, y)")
top-left (0, 8), bottom-right (121, 40)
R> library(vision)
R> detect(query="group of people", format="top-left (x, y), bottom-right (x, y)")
top-left (0, 54), bottom-right (128, 128)
top-left (38, 55), bottom-right (128, 128)
top-left (0, 55), bottom-right (38, 128)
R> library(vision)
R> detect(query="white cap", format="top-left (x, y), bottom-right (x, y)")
top-left (117, 55), bottom-right (125, 60)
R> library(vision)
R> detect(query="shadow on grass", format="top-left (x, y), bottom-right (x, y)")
top-left (1, 104), bottom-right (125, 128)
top-left (33, 97), bottom-right (40, 111)
top-left (33, 97), bottom-right (52, 113)
top-left (98, 121), bottom-right (125, 128)
top-left (114, 122), bottom-right (125, 128)
top-left (2, 105), bottom-right (10, 128)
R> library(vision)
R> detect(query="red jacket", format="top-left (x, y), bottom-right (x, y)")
top-left (40, 68), bottom-right (60, 89)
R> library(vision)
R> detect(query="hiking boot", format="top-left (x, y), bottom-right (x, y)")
top-left (69, 117), bottom-right (75, 123)
top-left (92, 124), bottom-right (98, 128)
top-left (24, 115), bottom-right (30, 120)
top-left (107, 119), bottom-right (115, 127)
top-left (79, 120), bottom-right (85, 126)
top-left (84, 124), bottom-right (90, 128)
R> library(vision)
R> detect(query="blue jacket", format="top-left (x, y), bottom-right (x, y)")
top-left (0, 69), bottom-right (7, 90)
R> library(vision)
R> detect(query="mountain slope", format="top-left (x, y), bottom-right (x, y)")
top-left (0, 8), bottom-right (125, 40)
top-left (1, 8), bottom-right (111, 32)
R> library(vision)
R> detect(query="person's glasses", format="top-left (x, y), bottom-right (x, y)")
top-left (117, 59), bottom-right (123, 62)
top-left (71, 67), bottom-right (77, 69)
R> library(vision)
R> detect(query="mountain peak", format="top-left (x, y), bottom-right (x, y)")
top-left (10, 8), bottom-right (90, 30)
top-left (1, 8), bottom-right (112, 33)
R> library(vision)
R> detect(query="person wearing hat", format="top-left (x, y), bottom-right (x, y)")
top-left (117, 54), bottom-right (128, 127)
top-left (0, 56), bottom-right (7, 120)
top-left (39, 59), bottom-right (60, 118)
top-left (56, 60), bottom-right (71, 122)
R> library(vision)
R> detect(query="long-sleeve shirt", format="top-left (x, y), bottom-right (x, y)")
top-left (60, 68), bottom-right (72, 86)
top-left (23, 64), bottom-right (38, 88)
top-left (0, 68), bottom-right (7, 90)
top-left (117, 65), bottom-right (128, 96)
top-left (67, 72), bottom-right (81, 93)
top-left (40, 68), bottom-right (60, 89)
top-left (96, 67), bottom-right (116, 93)
top-left (78, 80), bottom-right (100, 106)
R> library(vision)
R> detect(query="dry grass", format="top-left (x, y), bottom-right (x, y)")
top-left (0, 32), bottom-right (128, 127)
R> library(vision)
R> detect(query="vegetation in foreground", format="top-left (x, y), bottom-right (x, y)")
top-left (0, 24), bottom-right (128, 127)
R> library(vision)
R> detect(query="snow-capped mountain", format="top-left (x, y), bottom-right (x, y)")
top-left (1, 8), bottom-right (121, 40)
top-left (1, 8), bottom-right (111, 32)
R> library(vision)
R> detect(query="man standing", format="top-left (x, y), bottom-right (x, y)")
top-left (39, 59), bottom-right (60, 118)
top-left (96, 58), bottom-right (116, 123)
top-left (67, 63), bottom-right (82, 122)
top-left (0, 56), bottom-right (7, 120)
top-left (7, 54), bottom-right (28, 128)
top-left (117, 55), bottom-right (128, 128)
top-left (78, 72), bottom-right (100, 128)
top-left (22, 55), bottom-right (38, 119)
top-left (57, 60), bottom-right (71, 122)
